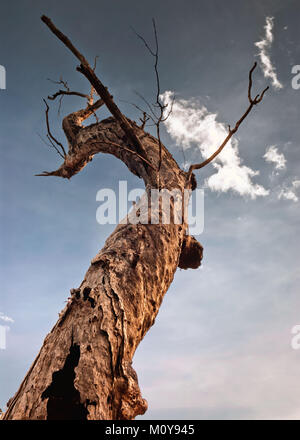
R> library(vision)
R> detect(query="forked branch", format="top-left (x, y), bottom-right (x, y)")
top-left (47, 77), bottom-right (86, 115)
top-left (187, 62), bottom-right (269, 181)
top-left (48, 58), bottom-right (99, 107)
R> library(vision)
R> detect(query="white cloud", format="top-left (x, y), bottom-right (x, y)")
top-left (263, 145), bottom-right (286, 170)
top-left (0, 312), bottom-right (14, 323)
top-left (278, 179), bottom-right (300, 202)
top-left (278, 187), bottom-right (298, 202)
top-left (160, 91), bottom-right (269, 199)
top-left (255, 16), bottom-right (283, 90)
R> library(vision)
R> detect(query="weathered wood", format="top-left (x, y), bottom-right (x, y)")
top-left (3, 15), bottom-right (208, 420)
top-left (3, 115), bottom-right (201, 420)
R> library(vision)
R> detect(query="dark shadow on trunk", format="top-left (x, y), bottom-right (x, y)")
top-left (41, 343), bottom-right (88, 420)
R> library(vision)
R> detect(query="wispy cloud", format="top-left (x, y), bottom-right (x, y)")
top-left (279, 189), bottom-right (298, 202)
top-left (263, 145), bottom-right (286, 170)
top-left (0, 312), bottom-right (14, 323)
top-left (255, 16), bottom-right (283, 90)
top-left (278, 180), bottom-right (300, 202)
top-left (160, 91), bottom-right (269, 199)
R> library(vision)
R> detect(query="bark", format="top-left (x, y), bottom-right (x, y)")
top-left (3, 114), bottom-right (202, 420)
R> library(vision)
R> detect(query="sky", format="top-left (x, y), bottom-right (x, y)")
top-left (0, 0), bottom-right (299, 419)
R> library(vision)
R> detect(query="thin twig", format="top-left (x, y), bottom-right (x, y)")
top-left (120, 98), bottom-right (156, 125)
top-left (47, 77), bottom-right (73, 114)
top-left (131, 26), bottom-right (156, 57)
top-left (48, 90), bottom-right (90, 101)
top-left (139, 112), bottom-right (150, 129)
top-left (47, 77), bottom-right (70, 91)
top-left (133, 19), bottom-right (172, 184)
top-left (134, 91), bottom-right (158, 120)
top-left (37, 132), bottom-right (65, 159)
top-left (42, 99), bottom-right (67, 158)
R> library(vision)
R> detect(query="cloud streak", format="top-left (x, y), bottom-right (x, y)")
top-left (160, 91), bottom-right (269, 199)
top-left (255, 16), bottom-right (283, 90)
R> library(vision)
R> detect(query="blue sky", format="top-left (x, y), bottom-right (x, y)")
top-left (0, 0), bottom-right (299, 419)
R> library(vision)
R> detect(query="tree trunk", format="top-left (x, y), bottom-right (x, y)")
top-left (3, 13), bottom-right (266, 419)
top-left (3, 117), bottom-right (202, 420)
top-left (2, 11), bottom-right (267, 418)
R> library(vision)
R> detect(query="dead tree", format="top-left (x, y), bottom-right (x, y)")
top-left (3, 16), bottom-right (268, 420)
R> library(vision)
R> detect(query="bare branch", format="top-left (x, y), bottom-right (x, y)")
top-left (133, 19), bottom-right (172, 180)
top-left (255, 85), bottom-right (269, 104)
top-left (42, 99), bottom-right (67, 158)
top-left (47, 76), bottom-right (70, 91)
top-left (92, 56), bottom-right (99, 71)
top-left (37, 132), bottom-right (66, 160)
top-left (187, 63), bottom-right (269, 181)
top-left (35, 117), bottom-right (160, 180)
top-left (248, 62), bottom-right (270, 105)
top-left (47, 77), bottom-right (72, 114)
top-left (139, 112), bottom-right (150, 130)
top-left (47, 74), bottom-right (104, 118)
top-left (132, 19), bottom-right (161, 105)
top-left (248, 62), bottom-right (257, 103)
top-left (41, 15), bottom-right (149, 168)
top-left (48, 90), bottom-right (91, 101)
top-left (134, 91), bottom-right (158, 120)
top-left (34, 144), bottom-right (155, 177)
top-left (72, 98), bottom-right (106, 122)
top-left (120, 98), bottom-right (156, 127)
top-left (131, 26), bottom-right (156, 57)
top-left (88, 55), bottom-right (99, 113)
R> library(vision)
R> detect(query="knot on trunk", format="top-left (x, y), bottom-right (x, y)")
top-left (178, 235), bottom-right (203, 270)
top-left (113, 363), bottom-right (148, 420)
